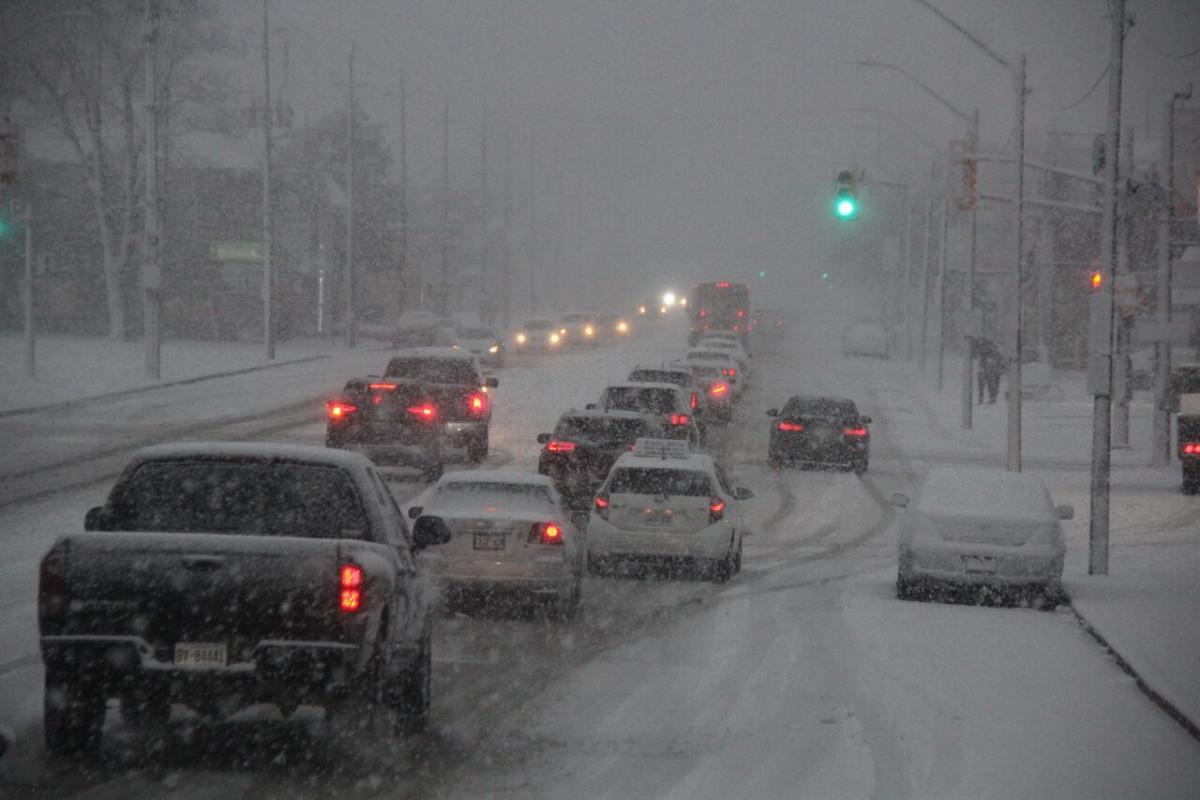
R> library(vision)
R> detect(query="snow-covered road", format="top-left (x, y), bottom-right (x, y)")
top-left (2, 324), bottom-right (1198, 798)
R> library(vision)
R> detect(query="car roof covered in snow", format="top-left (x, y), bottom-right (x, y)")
top-left (602, 381), bottom-right (684, 393)
top-left (611, 448), bottom-right (714, 473)
top-left (387, 347), bottom-right (476, 361)
top-left (685, 349), bottom-right (735, 361)
top-left (630, 365), bottom-right (693, 377)
top-left (128, 441), bottom-right (372, 471)
top-left (437, 470), bottom-right (555, 487)
top-left (914, 467), bottom-right (1055, 522)
top-left (559, 406), bottom-right (658, 420)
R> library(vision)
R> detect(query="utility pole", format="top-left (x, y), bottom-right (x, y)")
top-left (260, 0), bottom-right (275, 360)
top-left (501, 127), bottom-right (512, 327)
top-left (919, 163), bottom-right (936, 373)
top-left (23, 204), bottom-right (34, 378)
top-left (936, 186), bottom-right (950, 391)
top-left (345, 43), bottom-right (356, 348)
top-left (1153, 88), bottom-right (1192, 466)
top-left (527, 123), bottom-right (537, 317)
top-left (961, 107), bottom-right (980, 430)
top-left (479, 102), bottom-right (488, 322)
top-left (1088, 0), bottom-right (1127, 576)
top-left (1007, 54), bottom-right (1027, 472)
top-left (440, 97), bottom-right (450, 316)
top-left (142, 0), bottom-right (161, 380)
top-left (398, 71), bottom-right (407, 309)
top-left (1113, 126), bottom-right (1134, 448)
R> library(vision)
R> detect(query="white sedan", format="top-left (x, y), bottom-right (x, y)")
top-left (587, 439), bottom-right (752, 581)
top-left (410, 471), bottom-right (584, 618)
top-left (892, 467), bottom-right (1071, 601)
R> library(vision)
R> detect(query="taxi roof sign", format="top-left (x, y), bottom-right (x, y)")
top-left (632, 438), bottom-right (690, 459)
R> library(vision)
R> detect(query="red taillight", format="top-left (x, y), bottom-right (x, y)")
top-left (698, 308), bottom-right (708, 318)
top-left (339, 563), bottom-right (364, 613)
top-left (732, 324), bottom-right (740, 333)
top-left (710, 382), bottom-right (729, 396)
top-left (1183, 442), bottom-right (1200, 455)
top-left (39, 544), bottom-right (69, 625)
top-left (843, 427), bottom-right (869, 438)
top-left (326, 401), bottom-right (357, 419)
top-left (717, 281), bottom-right (731, 288)
top-left (690, 392), bottom-right (699, 410)
top-left (778, 421), bottom-right (804, 432)
top-left (721, 367), bottom-right (737, 377)
top-left (594, 494), bottom-right (610, 520)
top-left (736, 308), bottom-right (746, 318)
top-left (670, 414), bottom-right (690, 426)
top-left (467, 393), bottom-right (488, 414)
top-left (708, 497), bottom-right (726, 523)
top-left (529, 522), bottom-right (564, 545)
top-left (407, 403), bottom-right (438, 420)
top-left (546, 440), bottom-right (576, 453)
top-left (368, 383), bottom-right (398, 391)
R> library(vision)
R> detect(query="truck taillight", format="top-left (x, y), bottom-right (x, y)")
top-left (778, 421), bottom-right (803, 432)
top-left (1183, 442), bottom-right (1200, 456)
top-left (326, 401), bottom-right (357, 419)
top-left (690, 392), bottom-right (699, 410)
top-left (339, 563), bottom-right (364, 613)
top-left (529, 522), bottom-right (564, 545)
top-left (721, 367), bottom-right (737, 377)
top-left (670, 414), bottom-right (690, 426)
top-left (709, 382), bottom-right (729, 396)
top-left (546, 440), bottom-right (576, 453)
top-left (842, 427), bottom-right (868, 438)
top-left (39, 543), bottom-right (69, 625)
top-left (708, 498), bottom-right (726, 523)
top-left (407, 403), bottom-right (438, 421)
top-left (467, 393), bottom-right (488, 414)
top-left (594, 493), bottom-right (610, 520)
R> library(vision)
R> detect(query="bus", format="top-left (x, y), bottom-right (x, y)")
top-left (688, 281), bottom-right (750, 346)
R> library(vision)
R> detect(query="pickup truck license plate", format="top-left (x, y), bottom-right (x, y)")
top-left (963, 556), bottom-right (996, 575)
top-left (174, 642), bottom-right (228, 668)
top-left (473, 532), bottom-right (505, 551)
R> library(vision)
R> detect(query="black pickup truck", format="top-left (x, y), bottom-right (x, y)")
top-left (37, 442), bottom-right (451, 755)
top-left (326, 350), bottom-right (497, 479)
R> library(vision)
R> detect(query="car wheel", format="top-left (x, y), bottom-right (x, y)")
top-left (468, 431), bottom-right (489, 463)
top-left (44, 670), bottom-right (105, 756)
top-left (732, 536), bottom-right (743, 574)
top-left (388, 630), bottom-right (432, 735)
top-left (853, 459), bottom-right (868, 475)
top-left (709, 537), bottom-right (736, 583)
top-left (1182, 463), bottom-right (1200, 495)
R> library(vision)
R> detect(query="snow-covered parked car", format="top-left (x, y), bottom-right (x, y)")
top-left (410, 471), bottom-right (585, 618)
top-left (587, 439), bottom-right (752, 581)
top-left (892, 467), bottom-right (1071, 602)
top-left (38, 442), bottom-right (445, 755)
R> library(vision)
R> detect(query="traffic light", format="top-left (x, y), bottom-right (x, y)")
top-left (0, 214), bottom-right (9, 239)
top-left (1090, 270), bottom-right (1103, 292)
top-left (834, 169), bottom-right (858, 219)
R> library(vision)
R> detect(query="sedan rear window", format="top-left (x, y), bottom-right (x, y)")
top-left (784, 397), bottom-right (858, 418)
top-left (384, 357), bottom-right (480, 385)
top-left (629, 370), bottom-right (689, 387)
top-left (603, 387), bottom-right (677, 414)
top-left (556, 417), bottom-right (653, 443)
top-left (108, 461), bottom-right (369, 538)
top-left (608, 468), bottom-right (712, 496)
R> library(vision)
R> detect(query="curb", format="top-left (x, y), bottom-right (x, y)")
top-left (0, 353), bottom-right (331, 420)
top-left (1068, 603), bottom-right (1200, 744)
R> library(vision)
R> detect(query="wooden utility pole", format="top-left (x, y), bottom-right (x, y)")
top-left (441, 98), bottom-right (450, 316)
top-left (345, 43), bottom-right (356, 348)
top-left (479, 102), bottom-right (488, 322)
top-left (399, 71), bottom-right (407, 307)
top-left (261, 0), bottom-right (275, 359)
top-left (143, 0), bottom-right (161, 379)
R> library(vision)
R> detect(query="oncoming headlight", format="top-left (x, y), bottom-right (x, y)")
top-left (516, 332), bottom-right (527, 344)
top-left (488, 344), bottom-right (500, 354)
top-left (549, 332), bottom-right (561, 345)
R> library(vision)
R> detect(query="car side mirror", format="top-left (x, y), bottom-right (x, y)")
top-left (571, 511), bottom-right (590, 531)
top-left (486, 377), bottom-right (499, 388)
top-left (84, 506), bottom-right (105, 531)
top-left (407, 505), bottom-right (423, 520)
top-left (734, 487), bottom-right (754, 501)
top-left (585, 403), bottom-right (597, 410)
top-left (412, 516), bottom-right (452, 550)
top-left (861, 415), bottom-right (872, 424)
top-left (536, 433), bottom-right (551, 444)
top-left (890, 492), bottom-right (909, 508)
top-left (1056, 504), bottom-right (1074, 521)
top-left (766, 408), bottom-right (779, 417)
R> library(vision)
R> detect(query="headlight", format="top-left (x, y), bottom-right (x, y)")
top-left (638, 306), bottom-right (647, 315)
top-left (584, 325), bottom-right (595, 337)
top-left (662, 291), bottom-right (676, 307)
top-left (559, 328), bottom-right (568, 335)
top-left (451, 344), bottom-right (460, 350)
top-left (660, 306), bottom-right (668, 314)
top-left (616, 320), bottom-right (629, 333)
top-left (488, 344), bottom-right (500, 354)
top-left (516, 332), bottom-right (527, 344)
top-left (549, 332), bottom-right (561, 345)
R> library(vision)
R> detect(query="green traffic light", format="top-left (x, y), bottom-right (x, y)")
top-left (821, 272), bottom-right (830, 280)
top-left (757, 270), bottom-right (766, 278)
top-left (0, 217), bottom-right (9, 238)
top-left (836, 197), bottom-right (856, 218)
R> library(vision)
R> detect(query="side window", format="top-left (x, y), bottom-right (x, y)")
top-left (369, 469), bottom-right (411, 547)
top-left (713, 465), bottom-right (734, 496)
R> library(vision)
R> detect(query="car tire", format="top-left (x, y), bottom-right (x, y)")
top-left (853, 458), bottom-right (868, 475)
top-left (1182, 462), bottom-right (1200, 495)
top-left (389, 630), bottom-right (432, 736)
top-left (44, 671), bottom-right (105, 756)
top-left (468, 431), bottom-right (489, 463)
top-left (709, 537), bottom-right (737, 583)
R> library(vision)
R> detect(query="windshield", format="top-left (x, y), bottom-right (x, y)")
top-left (608, 467), bottom-right (712, 496)
top-left (384, 357), bottom-right (480, 384)
top-left (6, 2), bottom-right (1194, 796)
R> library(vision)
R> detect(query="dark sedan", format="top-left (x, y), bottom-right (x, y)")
top-left (767, 396), bottom-right (871, 473)
top-left (537, 409), bottom-right (661, 509)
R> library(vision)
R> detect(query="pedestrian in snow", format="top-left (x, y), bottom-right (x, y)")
top-left (973, 337), bottom-right (1006, 404)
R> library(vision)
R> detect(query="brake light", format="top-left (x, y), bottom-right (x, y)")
top-left (1183, 442), bottom-right (1200, 455)
top-left (717, 281), bottom-right (731, 288)
top-left (721, 367), bottom-right (737, 377)
top-left (778, 421), bottom-right (804, 432)
top-left (843, 427), bottom-right (869, 437)
top-left (594, 494), bottom-right (610, 520)
top-left (368, 383), bottom-right (398, 391)
top-left (407, 403), bottom-right (438, 420)
top-left (670, 414), bottom-right (690, 426)
top-left (339, 563), bottom-right (364, 613)
top-left (690, 392), bottom-right (699, 410)
top-left (529, 522), bottom-right (564, 545)
top-left (546, 440), bottom-right (576, 453)
top-left (326, 401), bottom-right (357, 419)
top-left (699, 308), bottom-right (708, 318)
top-left (732, 324), bottom-right (740, 332)
top-left (710, 382), bottom-right (729, 396)
top-left (708, 498), bottom-right (726, 523)
top-left (736, 308), bottom-right (746, 318)
top-left (467, 393), bottom-right (488, 414)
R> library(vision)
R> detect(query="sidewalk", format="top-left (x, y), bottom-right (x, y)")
top-left (0, 333), bottom-right (340, 414)
top-left (882, 353), bottom-right (1200, 735)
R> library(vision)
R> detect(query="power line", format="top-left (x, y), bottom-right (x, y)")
top-left (1132, 26), bottom-right (1200, 60)
top-left (1038, 61), bottom-right (1110, 113)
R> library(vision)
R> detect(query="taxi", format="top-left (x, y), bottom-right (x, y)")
top-left (586, 439), bottom-right (753, 581)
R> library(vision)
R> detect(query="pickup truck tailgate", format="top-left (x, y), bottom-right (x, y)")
top-left (47, 532), bottom-right (344, 655)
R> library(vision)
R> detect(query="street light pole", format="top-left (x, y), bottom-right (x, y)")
top-left (142, 0), bottom-right (161, 380)
top-left (260, 0), bottom-right (275, 360)
top-left (345, 43), bottom-right (356, 349)
top-left (1088, 0), bottom-right (1128, 576)
top-left (962, 107), bottom-right (980, 430)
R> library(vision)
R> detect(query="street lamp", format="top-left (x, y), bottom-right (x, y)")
top-left (905, 0), bottom-right (1028, 473)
